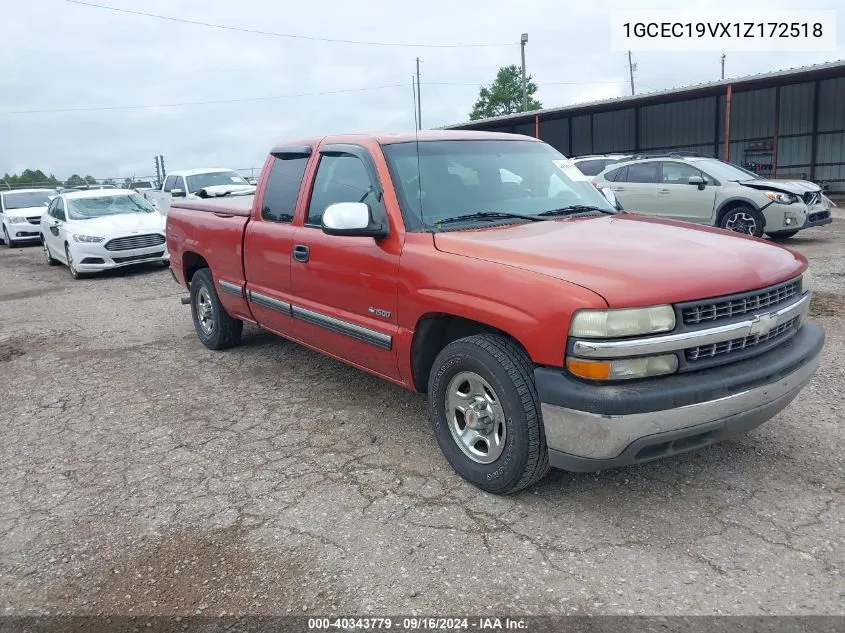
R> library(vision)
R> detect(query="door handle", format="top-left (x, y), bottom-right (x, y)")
top-left (658, 189), bottom-right (671, 194)
top-left (292, 244), bottom-right (310, 263)
top-left (213, 212), bottom-right (234, 218)
top-left (613, 187), bottom-right (625, 192)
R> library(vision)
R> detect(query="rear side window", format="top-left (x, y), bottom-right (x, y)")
top-left (625, 162), bottom-right (660, 184)
top-left (261, 156), bottom-right (310, 223)
top-left (576, 159), bottom-right (613, 176)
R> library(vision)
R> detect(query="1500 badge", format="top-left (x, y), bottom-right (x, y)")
top-left (368, 307), bottom-right (391, 318)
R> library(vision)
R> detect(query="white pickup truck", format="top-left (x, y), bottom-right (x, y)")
top-left (143, 168), bottom-right (255, 215)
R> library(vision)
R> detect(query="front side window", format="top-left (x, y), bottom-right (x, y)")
top-left (382, 140), bottom-right (616, 229)
top-left (163, 176), bottom-right (176, 192)
top-left (66, 194), bottom-right (155, 220)
top-left (261, 156), bottom-right (309, 223)
top-left (53, 198), bottom-right (66, 221)
top-left (185, 171), bottom-right (248, 194)
top-left (661, 162), bottom-right (703, 185)
top-left (306, 153), bottom-right (383, 227)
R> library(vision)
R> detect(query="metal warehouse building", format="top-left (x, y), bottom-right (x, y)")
top-left (445, 60), bottom-right (845, 192)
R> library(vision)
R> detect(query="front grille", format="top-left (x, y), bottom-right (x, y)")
top-left (112, 251), bottom-right (165, 264)
top-left (680, 278), bottom-right (800, 326)
top-left (104, 234), bottom-right (165, 251)
top-left (808, 210), bottom-right (830, 223)
top-left (686, 317), bottom-right (798, 361)
top-left (26, 216), bottom-right (41, 225)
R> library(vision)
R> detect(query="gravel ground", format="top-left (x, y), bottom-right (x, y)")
top-left (0, 217), bottom-right (843, 618)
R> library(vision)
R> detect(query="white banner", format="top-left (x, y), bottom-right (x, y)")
top-left (611, 10), bottom-right (837, 52)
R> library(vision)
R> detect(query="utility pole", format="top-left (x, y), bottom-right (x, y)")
top-left (154, 156), bottom-right (161, 186)
top-left (720, 52), bottom-right (726, 79)
top-left (520, 33), bottom-right (529, 111)
top-left (412, 75), bottom-right (419, 131)
top-left (627, 51), bottom-right (636, 95)
top-left (415, 58), bottom-right (422, 130)
top-left (159, 155), bottom-right (166, 179)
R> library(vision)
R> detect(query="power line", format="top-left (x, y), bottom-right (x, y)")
top-left (63, 0), bottom-right (514, 48)
top-left (0, 84), bottom-right (408, 115)
top-left (1, 81), bottom-right (629, 116)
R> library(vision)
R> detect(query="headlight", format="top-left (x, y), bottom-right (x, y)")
top-left (801, 268), bottom-right (812, 294)
top-left (763, 191), bottom-right (797, 205)
top-left (7, 216), bottom-right (27, 224)
top-left (72, 234), bottom-right (104, 243)
top-left (570, 305), bottom-right (675, 338)
top-left (567, 354), bottom-right (679, 381)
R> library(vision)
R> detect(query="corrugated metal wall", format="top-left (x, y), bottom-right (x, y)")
top-left (468, 71), bottom-right (845, 191)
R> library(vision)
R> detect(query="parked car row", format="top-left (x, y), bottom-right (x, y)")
top-left (0, 186), bottom-right (168, 277)
top-left (572, 151), bottom-right (833, 239)
top-left (165, 130), bottom-right (824, 494)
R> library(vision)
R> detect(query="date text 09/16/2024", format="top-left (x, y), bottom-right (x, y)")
top-left (307, 617), bottom-right (528, 630)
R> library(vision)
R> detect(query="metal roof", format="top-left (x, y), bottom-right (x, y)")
top-left (442, 58), bottom-right (845, 129)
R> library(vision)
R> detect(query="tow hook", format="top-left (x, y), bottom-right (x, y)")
top-left (180, 296), bottom-right (191, 305)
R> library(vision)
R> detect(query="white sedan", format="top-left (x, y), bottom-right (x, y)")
top-left (41, 189), bottom-right (169, 279)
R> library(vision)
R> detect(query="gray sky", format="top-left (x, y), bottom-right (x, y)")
top-left (2, 0), bottom-right (843, 180)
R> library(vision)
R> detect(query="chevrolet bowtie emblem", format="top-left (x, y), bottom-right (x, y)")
top-left (749, 313), bottom-right (777, 337)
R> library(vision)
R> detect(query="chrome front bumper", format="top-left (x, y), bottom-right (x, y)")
top-left (536, 321), bottom-right (824, 472)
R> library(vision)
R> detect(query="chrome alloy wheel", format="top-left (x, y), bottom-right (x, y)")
top-left (725, 211), bottom-right (758, 235)
top-left (445, 371), bottom-right (507, 464)
top-left (196, 286), bottom-right (215, 335)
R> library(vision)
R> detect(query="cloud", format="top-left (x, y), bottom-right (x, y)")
top-left (1, 0), bottom-right (843, 179)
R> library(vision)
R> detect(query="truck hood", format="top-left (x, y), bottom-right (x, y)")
top-left (739, 179), bottom-right (821, 195)
top-left (432, 215), bottom-right (805, 308)
top-left (68, 212), bottom-right (165, 236)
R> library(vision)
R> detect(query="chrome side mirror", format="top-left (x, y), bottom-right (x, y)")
top-left (321, 202), bottom-right (388, 238)
top-left (600, 187), bottom-right (619, 209)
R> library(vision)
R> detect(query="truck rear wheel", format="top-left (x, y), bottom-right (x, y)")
top-left (427, 334), bottom-right (550, 494)
top-left (190, 268), bottom-right (243, 350)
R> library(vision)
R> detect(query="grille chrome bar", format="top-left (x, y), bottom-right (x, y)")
top-left (686, 317), bottom-right (798, 361)
top-left (104, 234), bottom-right (166, 251)
top-left (572, 293), bottom-right (810, 359)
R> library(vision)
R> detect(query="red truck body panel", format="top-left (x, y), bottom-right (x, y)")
top-left (166, 131), bottom-right (807, 392)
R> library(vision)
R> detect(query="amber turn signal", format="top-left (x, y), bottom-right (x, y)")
top-left (566, 357), bottom-right (612, 380)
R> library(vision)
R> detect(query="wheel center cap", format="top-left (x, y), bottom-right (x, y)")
top-left (466, 400), bottom-right (493, 433)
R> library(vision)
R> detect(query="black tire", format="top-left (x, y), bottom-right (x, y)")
top-left (42, 237), bottom-right (58, 265)
top-left (767, 230), bottom-right (799, 240)
top-left (427, 334), bottom-right (550, 494)
top-left (3, 225), bottom-right (15, 248)
top-left (189, 268), bottom-right (243, 350)
top-left (719, 205), bottom-right (764, 237)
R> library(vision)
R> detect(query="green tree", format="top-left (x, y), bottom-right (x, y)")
top-left (1, 169), bottom-right (60, 187)
top-left (469, 65), bottom-right (542, 120)
top-left (65, 174), bottom-right (85, 186)
top-left (84, 175), bottom-right (97, 185)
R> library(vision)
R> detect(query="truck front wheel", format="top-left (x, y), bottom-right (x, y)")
top-left (427, 334), bottom-right (550, 494)
top-left (190, 268), bottom-right (243, 350)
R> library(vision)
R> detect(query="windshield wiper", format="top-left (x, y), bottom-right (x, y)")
top-left (435, 211), bottom-right (544, 226)
top-left (538, 205), bottom-right (613, 217)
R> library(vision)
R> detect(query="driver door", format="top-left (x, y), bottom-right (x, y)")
top-left (44, 198), bottom-right (67, 259)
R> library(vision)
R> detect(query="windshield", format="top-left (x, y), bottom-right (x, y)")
top-left (2, 190), bottom-right (56, 209)
top-left (185, 171), bottom-right (249, 193)
top-left (67, 193), bottom-right (156, 220)
top-left (382, 140), bottom-right (615, 229)
top-left (695, 159), bottom-right (761, 182)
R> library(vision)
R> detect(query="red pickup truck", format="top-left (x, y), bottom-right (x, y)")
top-left (167, 131), bottom-right (824, 494)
